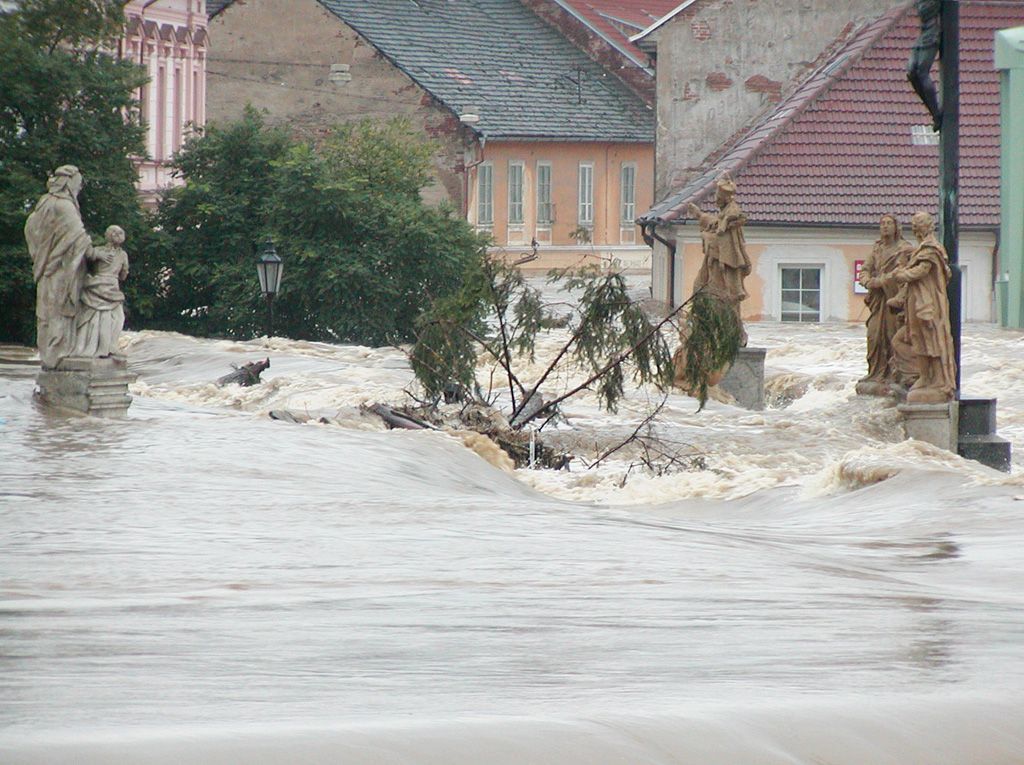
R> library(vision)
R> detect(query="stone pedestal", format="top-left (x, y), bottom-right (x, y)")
top-left (719, 347), bottom-right (766, 410)
top-left (898, 401), bottom-right (958, 453)
top-left (35, 356), bottom-right (135, 418)
top-left (958, 396), bottom-right (1012, 472)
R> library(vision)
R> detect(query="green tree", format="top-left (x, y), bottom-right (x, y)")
top-left (140, 107), bottom-right (293, 336)
top-left (150, 112), bottom-right (487, 344)
top-left (0, 0), bottom-right (147, 343)
top-left (411, 265), bottom-right (742, 421)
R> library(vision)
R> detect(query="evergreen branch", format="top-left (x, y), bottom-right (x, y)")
top-left (512, 295), bottom-right (694, 430)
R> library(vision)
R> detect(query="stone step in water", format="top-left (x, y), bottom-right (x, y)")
top-left (958, 434), bottom-right (1012, 473)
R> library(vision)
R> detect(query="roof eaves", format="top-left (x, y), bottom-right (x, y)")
top-left (548, 0), bottom-right (653, 74)
top-left (628, 0), bottom-right (699, 45)
top-left (206, 0), bottom-right (238, 19)
top-left (639, 3), bottom-right (910, 225)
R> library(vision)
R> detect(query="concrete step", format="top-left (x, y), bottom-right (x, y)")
top-left (958, 434), bottom-right (1012, 473)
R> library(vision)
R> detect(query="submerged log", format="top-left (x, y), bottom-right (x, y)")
top-left (217, 358), bottom-right (270, 387)
top-left (366, 403), bottom-right (434, 431)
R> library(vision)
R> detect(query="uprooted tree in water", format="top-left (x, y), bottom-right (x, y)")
top-left (404, 258), bottom-right (743, 468)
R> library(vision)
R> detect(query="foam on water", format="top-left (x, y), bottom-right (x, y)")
top-left (3, 319), bottom-right (1024, 762)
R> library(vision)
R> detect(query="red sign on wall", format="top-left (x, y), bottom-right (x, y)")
top-left (853, 259), bottom-right (867, 294)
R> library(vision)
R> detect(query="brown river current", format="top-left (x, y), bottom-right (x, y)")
top-left (2, 318), bottom-right (1024, 763)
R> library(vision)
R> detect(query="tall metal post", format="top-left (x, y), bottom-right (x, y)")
top-left (996, 26), bottom-right (1024, 329)
top-left (939, 0), bottom-right (961, 391)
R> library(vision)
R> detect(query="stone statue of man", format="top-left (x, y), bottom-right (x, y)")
top-left (856, 214), bottom-right (913, 396)
top-left (686, 173), bottom-right (751, 347)
top-left (894, 211), bottom-right (957, 403)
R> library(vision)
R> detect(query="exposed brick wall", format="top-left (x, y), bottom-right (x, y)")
top-left (690, 20), bottom-right (712, 41)
top-left (206, 0), bottom-right (472, 209)
top-left (653, 0), bottom-right (903, 198)
top-left (705, 72), bottom-right (733, 91)
top-left (744, 74), bottom-right (782, 100)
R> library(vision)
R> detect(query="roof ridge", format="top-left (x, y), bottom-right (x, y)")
top-left (643, 2), bottom-right (912, 223)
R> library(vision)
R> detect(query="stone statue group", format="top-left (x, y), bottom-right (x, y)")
top-left (24, 166), bottom-right (129, 369)
top-left (675, 175), bottom-right (956, 407)
top-left (856, 211), bottom-right (956, 404)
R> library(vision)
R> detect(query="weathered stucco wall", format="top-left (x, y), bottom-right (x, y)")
top-left (206, 0), bottom-right (471, 207)
top-left (671, 227), bottom-right (996, 323)
top-left (470, 140), bottom-right (654, 271)
top-left (653, 0), bottom-right (901, 198)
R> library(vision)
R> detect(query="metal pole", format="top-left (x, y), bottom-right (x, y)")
top-left (266, 294), bottom-right (274, 337)
top-left (939, 0), bottom-right (961, 392)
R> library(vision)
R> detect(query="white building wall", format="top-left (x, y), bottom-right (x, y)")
top-left (666, 225), bottom-right (997, 323)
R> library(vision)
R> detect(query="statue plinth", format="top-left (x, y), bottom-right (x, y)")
top-left (898, 400), bottom-right (958, 453)
top-left (719, 346), bottom-right (766, 410)
top-left (35, 356), bottom-right (135, 418)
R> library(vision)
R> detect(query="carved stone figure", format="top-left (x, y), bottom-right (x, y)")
top-left (72, 225), bottom-right (129, 358)
top-left (856, 215), bottom-right (913, 396)
top-left (894, 211), bottom-right (956, 403)
top-left (686, 173), bottom-right (751, 346)
top-left (24, 166), bottom-right (94, 368)
top-left (907, 0), bottom-right (942, 132)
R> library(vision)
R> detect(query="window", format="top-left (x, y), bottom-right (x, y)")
top-left (536, 162), bottom-right (552, 224)
top-left (780, 267), bottom-right (822, 322)
top-left (477, 163), bottom-right (493, 226)
top-left (620, 163), bottom-right (636, 223)
top-left (508, 161), bottom-right (524, 225)
top-left (578, 163), bottom-right (594, 225)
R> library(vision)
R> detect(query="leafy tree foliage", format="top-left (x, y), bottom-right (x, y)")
top-left (413, 266), bottom-right (745, 422)
top-left (675, 290), bottom-right (744, 410)
top-left (147, 111), bottom-right (486, 345)
top-left (0, 0), bottom-right (147, 343)
top-left (413, 263), bottom-right (682, 426)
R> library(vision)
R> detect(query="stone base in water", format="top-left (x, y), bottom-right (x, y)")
top-left (35, 356), bottom-right (134, 418)
top-left (719, 347), bottom-right (766, 411)
top-left (855, 379), bottom-right (889, 397)
top-left (957, 396), bottom-right (1012, 472)
top-left (898, 401), bottom-right (958, 453)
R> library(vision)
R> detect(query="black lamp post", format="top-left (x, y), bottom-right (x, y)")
top-left (255, 240), bottom-right (283, 337)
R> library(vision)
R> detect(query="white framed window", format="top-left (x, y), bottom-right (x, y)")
top-left (477, 162), bottom-right (493, 226)
top-left (620, 163), bottom-right (636, 223)
top-left (508, 161), bottom-right (524, 226)
top-left (536, 161), bottom-right (552, 225)
top-left (780, 266), bottom-right (822, 322)
top-left (578, 162), bottom-right (594, 225)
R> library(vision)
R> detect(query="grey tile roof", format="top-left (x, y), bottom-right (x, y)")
top-left (206, 0), bottom-right (234, 17)
top-left (317, 0), bottom-right (653, 142)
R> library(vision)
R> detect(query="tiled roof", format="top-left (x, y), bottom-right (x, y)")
top-left (548, 0), bottom-right (681, 68)
top-left (317, 0), bottom-right (654, 142)
top-left (206, 0), bottom-right (234, 17)
top-left (642, 1), bottom-right (1023, 229)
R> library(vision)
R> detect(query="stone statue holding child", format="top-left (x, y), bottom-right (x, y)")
top-left (25, 166), bottom-right (134, 416)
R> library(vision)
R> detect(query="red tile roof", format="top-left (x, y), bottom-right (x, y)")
top-left (550, 0), bottom-right (682, 65)
top-left (643, 1), bottom-right (1024, 230)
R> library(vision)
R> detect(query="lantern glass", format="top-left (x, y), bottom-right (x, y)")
top-left (256, 241), bottom-right (283, 296)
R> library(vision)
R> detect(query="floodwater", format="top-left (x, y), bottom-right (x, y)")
top-left (2, 316), bottom-right (1024, 764)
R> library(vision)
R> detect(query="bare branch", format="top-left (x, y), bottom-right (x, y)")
top-left (585, 394), bottom-right (668, 470)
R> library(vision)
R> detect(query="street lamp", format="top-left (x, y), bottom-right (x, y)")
top-left (255, 239), bottom-right (282, 337)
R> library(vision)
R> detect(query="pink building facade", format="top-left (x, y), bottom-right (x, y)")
top-left (122, 0), bottom-right (208, 204)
